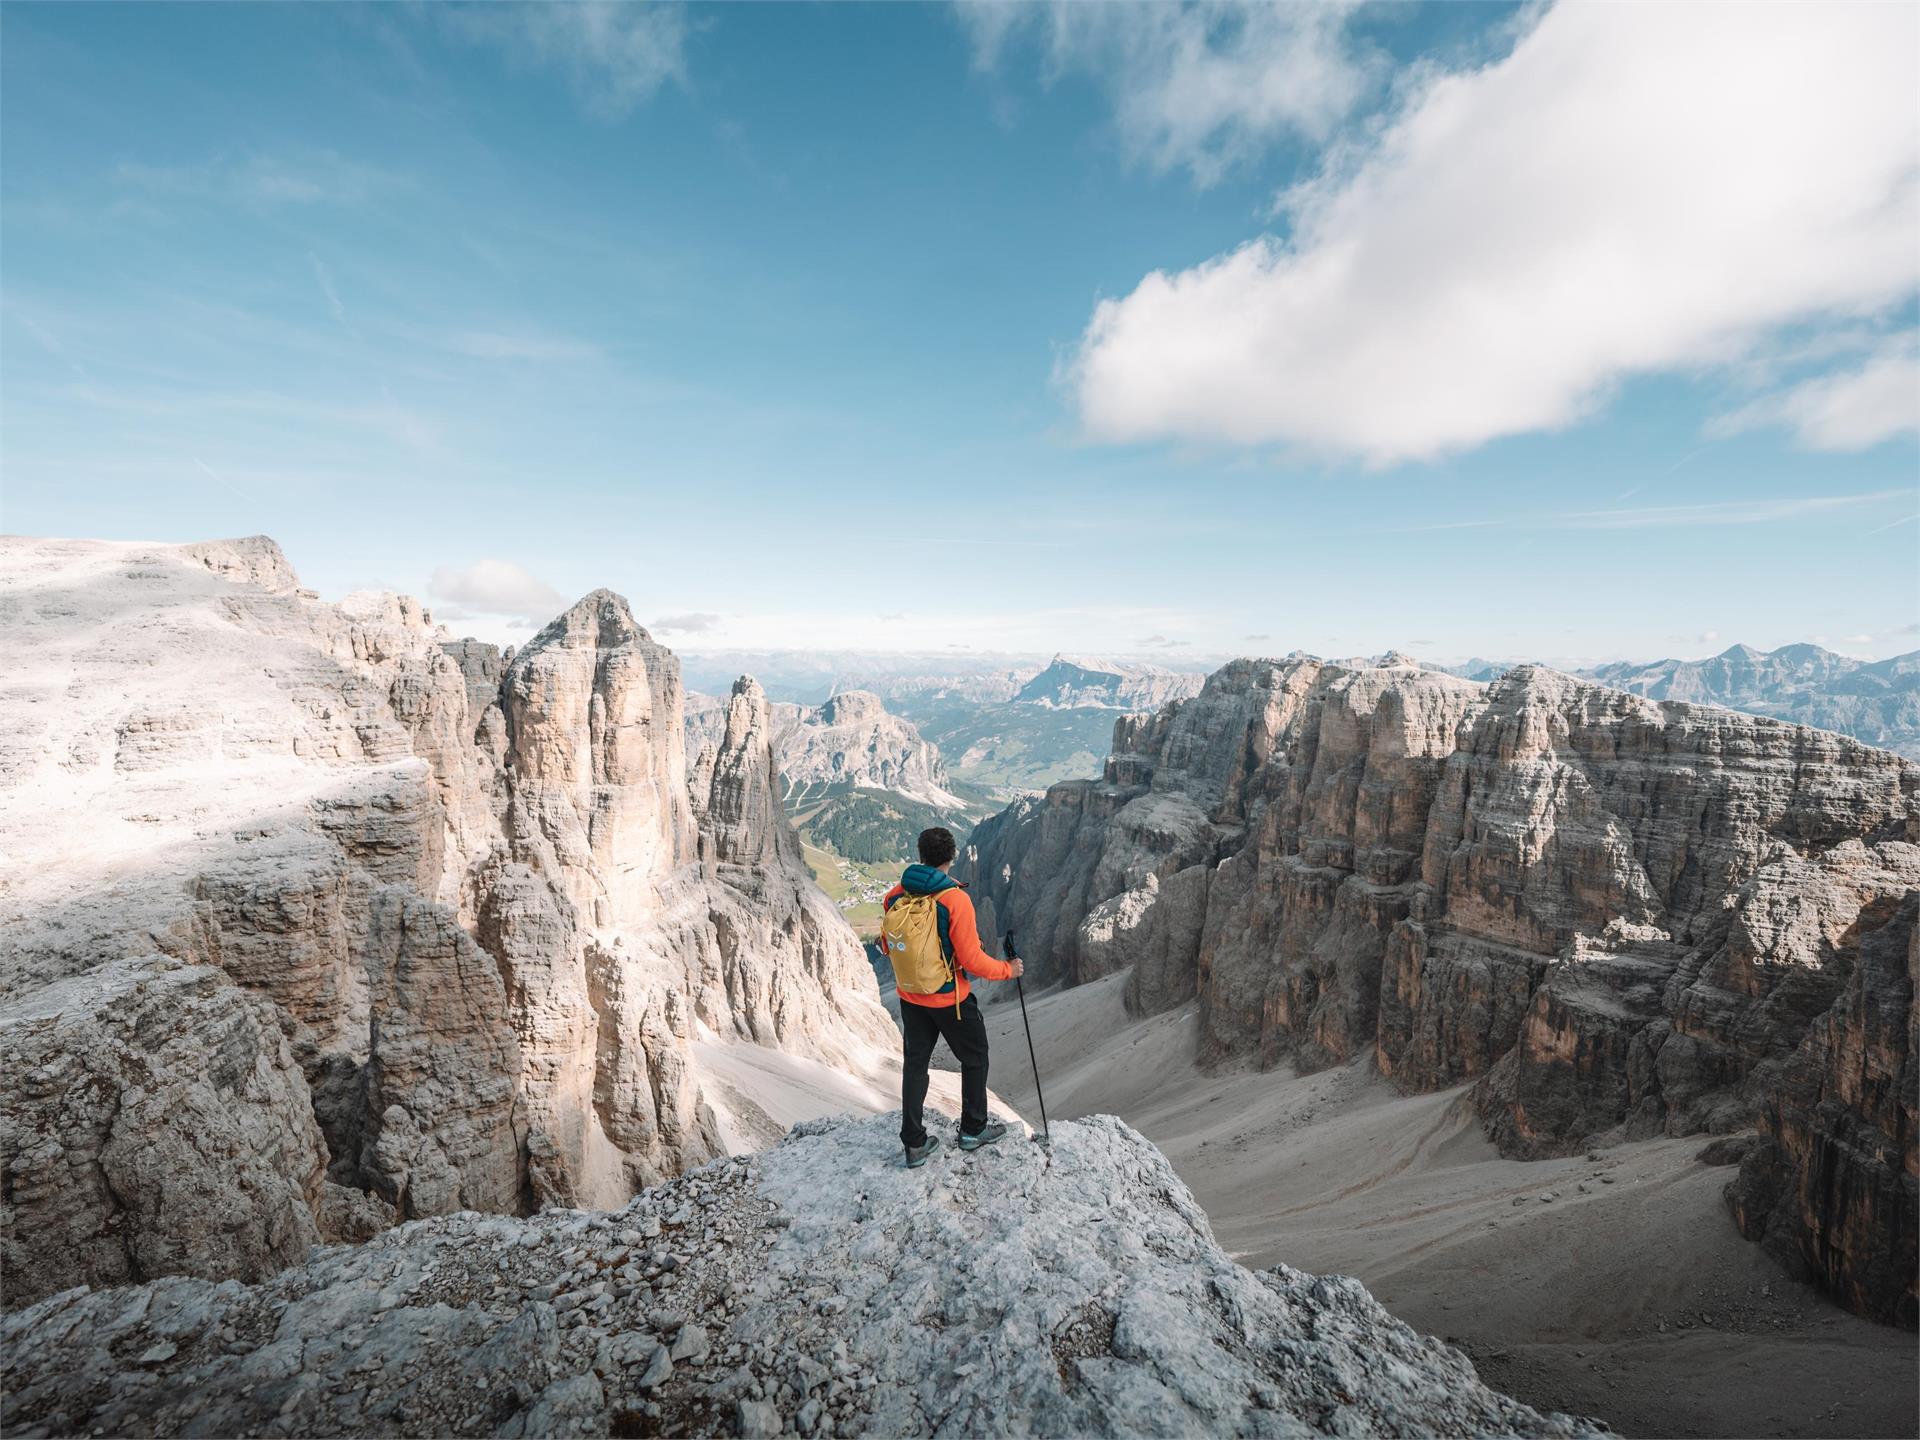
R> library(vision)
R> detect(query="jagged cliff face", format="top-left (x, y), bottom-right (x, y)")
top-left (0, 537), bottom-right (893, 1309)
top-left (959, 655), bottom-right (1919, 1325)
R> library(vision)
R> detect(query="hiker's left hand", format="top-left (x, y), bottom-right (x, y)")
top-left (1007, 957), bottom-right (1025, 978)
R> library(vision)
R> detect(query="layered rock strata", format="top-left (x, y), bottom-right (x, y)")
top-left (1, 1113), bottom-right (1600, 1439)
top-left (959, 655), bottom-right (1919, 1324)
top-left (0, 537), bottom-right (892, 1308)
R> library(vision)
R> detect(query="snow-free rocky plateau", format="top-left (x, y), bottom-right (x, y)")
top-left (2, 1112), bottom-right (1601, 1439)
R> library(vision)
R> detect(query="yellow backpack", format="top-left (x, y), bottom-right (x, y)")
top-left (881, 893), bottom-right (955, 996)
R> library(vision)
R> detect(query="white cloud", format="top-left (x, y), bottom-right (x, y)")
top-left (651, 612), bottom-right (721, 634)
top-left (1070, 2), bottom-right (1920, 464)
top-left (447, 3), bottom-right (689, 119)
top-left (958, 1), bottom-right (1369, 185)
top-left (1712, 334), bottom-right (1920, 452)
top-left (429, 559), bottom-right (565, 622)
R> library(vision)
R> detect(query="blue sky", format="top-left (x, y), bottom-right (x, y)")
top-left (3, 1), bottom-right (1915, 665)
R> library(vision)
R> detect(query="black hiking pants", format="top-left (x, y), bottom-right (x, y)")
top-left (900, 993), bottom-right (990, 1149)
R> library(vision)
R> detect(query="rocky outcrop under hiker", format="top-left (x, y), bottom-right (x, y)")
top-left (0, 537), bottom-right (895, 1309)
top-left (958, 654), bottom-right (1919, 1325)
top-left (0, 1112), bottom-right (1601, 1439)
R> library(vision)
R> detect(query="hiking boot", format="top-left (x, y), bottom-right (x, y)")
top-left (904, 1136), bottom-right (941, 1169)
top-left (958, 1121), bottom-right (1007, 1152)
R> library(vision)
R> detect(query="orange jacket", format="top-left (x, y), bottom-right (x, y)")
top-left (881, 880), bottom-right (1014, 1008)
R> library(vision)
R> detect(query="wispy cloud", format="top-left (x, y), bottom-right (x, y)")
top-left (1397, 490), bottom-right (1908, 535)
top-left (114, 149), bottom-right (403, 208)
top-left (958, 0), bottom-right (1370, 186)
top-left (1711, 333), bottom-right (1920, 453)
top-left (1556, 491), bottom-right (1910, 530)
top-left (308, 255), bottom-right (362, 342)
top-left (1395, 518), bottom-right (1502, 533)
top-left (652, 612), bottom-right (721, 634)
top-left (428, 559), bottom-right (565, 626)
top-left (1619, 445), bottom-right (1711, 501)
top-left (442, 2), bottom-right (690, 119)
top-left (191, 456), bottom-right (254, 502)
top-left (447, 331), bottom-right (600, 363)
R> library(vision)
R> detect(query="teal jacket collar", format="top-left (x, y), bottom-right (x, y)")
top-left (900, 863), bottom-right (959, 896)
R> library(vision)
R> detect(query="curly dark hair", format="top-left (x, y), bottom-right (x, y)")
top-left (917, 826), bottom-right (957, 867)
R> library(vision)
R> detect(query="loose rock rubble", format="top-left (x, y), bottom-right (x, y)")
top-left (1, 1113), bottom-right (1603, 1438)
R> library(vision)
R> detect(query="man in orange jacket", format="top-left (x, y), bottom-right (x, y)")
top-left (882, 826), bottom-right (1023, 1166)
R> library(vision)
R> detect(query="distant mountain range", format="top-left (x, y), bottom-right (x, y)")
top-left (1010, 655), bottom-right (1205, 710)
top-left (889, 656), bottom-right (1205, 795)
top-left (685, 688), bottom-right (993, 869)
top-left (1582, 644), bottom-right (1920, 759)
top-left (1428, 643), bottom-right (1918, 758)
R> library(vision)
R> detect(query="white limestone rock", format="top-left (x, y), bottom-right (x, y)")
top-left (0, 537), bottom-right (896, 1306)
top-left (0, 1114), bottom-right (1602, 1439)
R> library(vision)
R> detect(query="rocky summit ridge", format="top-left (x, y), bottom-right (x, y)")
top-left (1, 1112), bottom-right (1600, 1440)
top-left (960, 654), bottom-right (1919, 1326)
top-left (0, 536), bottom-right (895, 1310)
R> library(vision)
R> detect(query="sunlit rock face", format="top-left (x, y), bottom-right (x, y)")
top-left (960, 653), bottom-right (1919, 1324)
top-left (0, 537), bottom-right (892, 1308)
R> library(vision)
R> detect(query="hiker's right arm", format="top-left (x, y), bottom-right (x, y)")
top-left (944, 892), bottom-right (1015, 981)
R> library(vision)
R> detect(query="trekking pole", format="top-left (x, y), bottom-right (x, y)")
top-left (1005, 932), bottom-right (1051, 1149)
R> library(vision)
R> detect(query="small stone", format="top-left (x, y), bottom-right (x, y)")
top-left (137, 1342), bottom-right (177, 1365)
top-left (738, 1399), bottom-right (781, 1438)
top-left (797, 1397), bottom-right (823, 1433)
top-left (671, 1324), bottom-right (710, 1363)
top-left (638, 1345), bottom-right (673, 1390)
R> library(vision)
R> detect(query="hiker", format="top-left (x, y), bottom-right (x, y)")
top-left (879, 826), bottom-right (1023, 1167)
